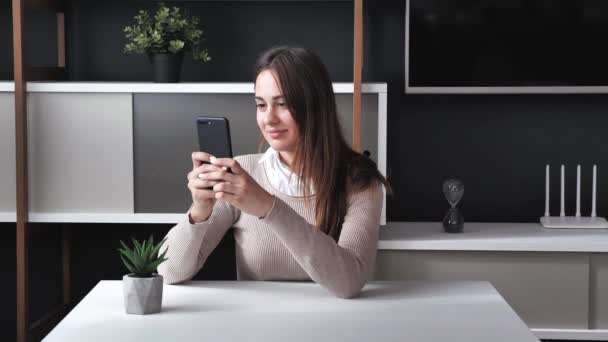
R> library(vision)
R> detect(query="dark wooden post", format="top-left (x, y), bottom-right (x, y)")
top-left (353, 0), bottom-right (363, 152)
top-left (14, 1), bottom-right (69, 340)
top-left (12, 0), bottom-right (29, 340)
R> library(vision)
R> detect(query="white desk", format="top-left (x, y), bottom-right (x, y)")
top-left (42, 280), bottom-right (538, 342)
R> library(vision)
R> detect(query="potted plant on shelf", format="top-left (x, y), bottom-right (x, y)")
top-left (118, 235), bottom-right (168, 315)
top-left (123, 2), bottom-right (211, 82)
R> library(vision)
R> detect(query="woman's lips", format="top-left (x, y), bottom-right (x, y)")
top-left (267, 130), bottom-right (287, 139)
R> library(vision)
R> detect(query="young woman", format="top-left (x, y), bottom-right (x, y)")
top-left (158, 46), bottom-right (390, 298)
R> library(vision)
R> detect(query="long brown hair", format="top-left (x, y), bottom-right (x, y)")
top-left (254, 46), bottom-right (391, 241)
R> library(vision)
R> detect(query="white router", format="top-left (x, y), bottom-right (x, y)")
top-left (541, 164), bottom-right (608, 229)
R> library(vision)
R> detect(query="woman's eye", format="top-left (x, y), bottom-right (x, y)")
top-left (277, 103), bottom-right (286, 107)
top-left (256, 104), bottom-right (266, 109)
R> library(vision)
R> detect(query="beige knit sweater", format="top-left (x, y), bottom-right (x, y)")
top-left (157, 153), bottom-right (384, 298)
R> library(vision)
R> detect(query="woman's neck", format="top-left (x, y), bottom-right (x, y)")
top-left (278, 151), bottom-right (295, 169)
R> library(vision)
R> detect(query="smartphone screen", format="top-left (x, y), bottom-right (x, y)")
top-left (197, 116), bottom-right (233, 181)
top-left (197, 116), bottom-right (233, 159)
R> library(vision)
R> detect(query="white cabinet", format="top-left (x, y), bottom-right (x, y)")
top-left (26, 93), bottom-right (134, 214)
top-left (0, 91), bottom-right (16, 221)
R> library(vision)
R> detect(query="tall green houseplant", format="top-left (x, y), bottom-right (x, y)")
top-left (124, 2), bottom-right (211, 82)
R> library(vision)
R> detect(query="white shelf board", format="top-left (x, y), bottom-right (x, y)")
top-left (0, 82), bottom-right (14, 92)
top-left (28, 213), bottom-right (184, 224)
top-left (10, 215), bottom-right (608, 253)
top-left (379, 221), bottom-right (608, 252)
top-left (532, 328), bottom-right (608, 341)
top-left (541, 216), bottom-right (608, 228)
top-left (406, 86), bottom-right (608, 94)
top-left (0, 212), bottom-right (16, 223)
top-left (24, 212), bottom-right (385, 226)
top-left (0, 82), bottom-right (387, 94)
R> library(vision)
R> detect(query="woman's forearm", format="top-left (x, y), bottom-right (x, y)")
top-left (260, 184), bottom-right (383, 298)
top-left (158, 200), bottom-right (239, 284)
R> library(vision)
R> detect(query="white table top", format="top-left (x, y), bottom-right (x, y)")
top-left (43, 280), bottom-right (538, 342)
top-left (379, 221), bottom-right (608, 252)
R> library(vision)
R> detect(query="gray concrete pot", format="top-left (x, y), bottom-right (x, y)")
top-left (122, 274), bottom-right (163, 315)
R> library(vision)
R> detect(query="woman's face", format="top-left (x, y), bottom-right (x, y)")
top-left (255, 69), bottom-right (299, 155)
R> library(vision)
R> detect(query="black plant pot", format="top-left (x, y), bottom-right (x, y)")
top-left (149, 53), bottom-right (184, 83)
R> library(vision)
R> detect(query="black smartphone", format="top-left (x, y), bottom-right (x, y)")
top-left (196, 116), bottom-right (233, 177)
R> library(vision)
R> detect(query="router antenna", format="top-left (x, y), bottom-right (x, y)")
top-left (545, 165), bottom-right (550, 217)
top-left (592, 165), bottom-right (597, 218)
top-left (576, 165), bottom-right (581, 217)
top-left (560, 165), bottom-right (565, 217)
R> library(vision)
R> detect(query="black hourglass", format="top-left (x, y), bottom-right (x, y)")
top-left (442, 179), bottom-right (464, 233)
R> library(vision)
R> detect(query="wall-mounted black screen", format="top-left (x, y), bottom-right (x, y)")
top-left (407, 0), bottom-right (608, 88)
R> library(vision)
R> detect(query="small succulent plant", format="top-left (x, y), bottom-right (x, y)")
top-left (118, 235), bottom-right (168, 278)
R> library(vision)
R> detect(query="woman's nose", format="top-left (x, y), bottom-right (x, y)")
top-left (264, 105), bottom-right (279, 124)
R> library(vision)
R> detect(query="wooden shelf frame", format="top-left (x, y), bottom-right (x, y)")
top-left (13, 0), bottom-right (69, 341)
top-left (13, 0), bottom-right (28, 340)
top-left (12, 1), bottom-right (365, 341)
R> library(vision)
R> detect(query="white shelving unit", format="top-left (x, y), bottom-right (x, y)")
top-left (0, 81), bottom-right (388, 225)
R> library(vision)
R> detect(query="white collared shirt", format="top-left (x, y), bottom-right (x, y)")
top-left (258, 147), bottom-right (315, 197)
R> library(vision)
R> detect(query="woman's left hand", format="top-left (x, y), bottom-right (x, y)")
top-left (201, 157), bottom-right (274, 218)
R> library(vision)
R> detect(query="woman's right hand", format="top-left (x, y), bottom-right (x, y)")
top-left (187, 151), bottom-right (222, 222)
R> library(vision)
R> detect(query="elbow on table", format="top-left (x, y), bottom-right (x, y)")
top-left (162, 275), bottom-right (186, 285)
top-left (330, 281), bottom-right (365, 299)
top-left (157, 265), bottom-right (192, 285)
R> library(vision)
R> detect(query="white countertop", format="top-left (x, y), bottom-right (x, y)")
top-left (42, 280), bottom-right (538, 342)
top-left (379, 221), bottom-right (608, 252)
top-left (0, 81), bottom-right (387, 93)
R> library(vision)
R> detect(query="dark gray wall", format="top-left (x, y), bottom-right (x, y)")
top-left (66, 0), bottom-right (354, 81)
top-left (363, 0), bottom-right (608, 223)
top-left (1, 1), bottom-right (12, 80)
top-left (28, 224), bottom-right (63, 324)
top-left (1, 224), bottom-right (15, 342)
top-left (1, 5), bottom-right (59, 80)
top-left (132, 93), bottom-right (378, 213)
top-left (1, 2), bottom-right (14, 339)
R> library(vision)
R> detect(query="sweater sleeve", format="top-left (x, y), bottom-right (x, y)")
top-left (157, 200), bottom-right (240, 284)
top-left (260, 182), bottom-right (384, 298)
